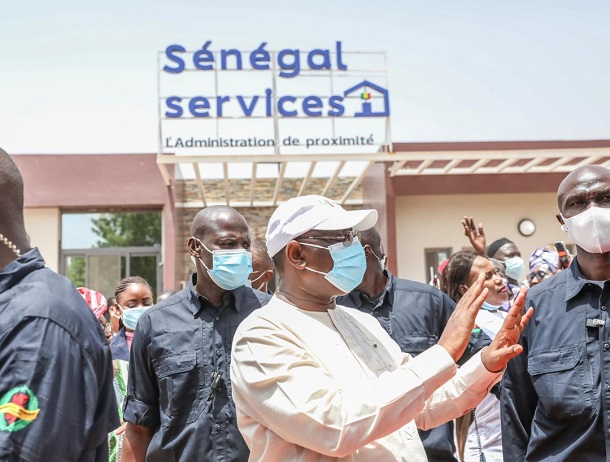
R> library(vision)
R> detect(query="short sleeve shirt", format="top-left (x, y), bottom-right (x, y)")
top-left (123, 275), bottom-right (271, 461)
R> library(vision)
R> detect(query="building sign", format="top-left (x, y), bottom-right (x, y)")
top-left (158, 41), bottom-right (391, 153)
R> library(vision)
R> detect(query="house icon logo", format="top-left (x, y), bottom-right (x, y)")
top-left (343, 80), bottom-right (390, 117)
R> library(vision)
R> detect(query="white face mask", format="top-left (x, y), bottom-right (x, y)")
top-left (561, 206), bottom-right (610, 253)
top-left (245, 271), bottom-right (267, 291)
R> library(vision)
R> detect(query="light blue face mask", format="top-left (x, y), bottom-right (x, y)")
top-left (504, 256), bottom-right (525, 281)
top-left (121, 306), bottom-right (148, 330)
top-left (481, 301), bottom-right (503, 312)
top-left (195, 238), bottom-right (253, 290)
top-left (300, 238), bottom-right (367, 294)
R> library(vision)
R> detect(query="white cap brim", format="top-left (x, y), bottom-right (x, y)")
top-left (312, 209), bottom-right (378, 232)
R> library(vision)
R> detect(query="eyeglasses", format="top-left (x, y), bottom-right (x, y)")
top-left (298, 230), bottom-right (360, 247)
top-left (527, 270), bottom-right (550, 282)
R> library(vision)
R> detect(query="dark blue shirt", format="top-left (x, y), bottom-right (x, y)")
top-left (337, 272), bottom-right (459, 462)
top-left (123, 274), bottom-right (271, 461)
top-left (0, 248), bottom-right (119, 461)
top-left (110, 328), bottom-right (129, 362)
top-left (501, 259), bottom-right (609, 461)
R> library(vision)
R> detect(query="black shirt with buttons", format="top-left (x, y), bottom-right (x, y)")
top-left (502, 258), bottom-right (610, 461)
top-left (0, 248), bottom-right (119, 461)
top-left (123, 274), bottom-right (271, 461)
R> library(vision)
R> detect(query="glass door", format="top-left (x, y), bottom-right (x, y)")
top-left (61, 211), bottom-right (163, 298)
top-left (62, 249), bottom-right (161, 299)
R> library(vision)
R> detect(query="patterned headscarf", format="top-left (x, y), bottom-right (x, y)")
top-left (77, 287), bottom-right (108, 319)
top-left (528, 246), bottom-right (559, 273)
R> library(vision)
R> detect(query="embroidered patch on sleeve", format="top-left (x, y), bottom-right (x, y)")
top-left (0, 386), bottom-right (40, 432)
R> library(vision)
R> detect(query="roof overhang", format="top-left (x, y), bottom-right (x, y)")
top-left (388, 147), bottom-right (610, 177)
top-left (157, 152), bottom-right (385, 207)
top-left (157, 140), bottom-right (610, 207)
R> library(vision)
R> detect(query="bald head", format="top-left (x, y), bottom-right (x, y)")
top-left (0, 148), bottom-right (25, 228)
top-left (188, 205), bottom-right (252, 297)
top-left (359, 227), bottom-right (382, 256)
top-left (0, 149), bottom-right (23, 218)
top-left (248, 239), bottom-right (275, 292)
top-left (557, 165), bottom-right (610, 217)
top-left (191, 205), bottom-right (249, 238)
top-left (250, 239), bottom-right (274, 273)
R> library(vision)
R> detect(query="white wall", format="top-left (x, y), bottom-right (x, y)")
top-left (395, 193), bottom-right (568, 283)
top-left (24, 208), bottom-right (60, 271)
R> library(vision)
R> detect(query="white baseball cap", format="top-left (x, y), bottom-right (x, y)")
top-left (265, 195), bottom-right (378, 257)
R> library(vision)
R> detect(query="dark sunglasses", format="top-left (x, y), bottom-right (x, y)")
top-left (298, 230), bottom-right (360, 247)
top-left (527, 270), bottom-right (550, 282)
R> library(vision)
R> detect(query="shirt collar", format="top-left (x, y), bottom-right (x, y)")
top-left (384, 271), bottom-right (396, 305)
top-left (565, 258), bottom-right (594, 302)
top-left (0, 248), bottom-right (44, 294)
top-left (348, 270), bottom-right (393, 308)
top-left (186, 273), bottom-right (243, 316)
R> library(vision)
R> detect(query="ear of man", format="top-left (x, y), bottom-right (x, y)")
top-left (555, 213), bottom-right (564, 225)
top-left (187, 237), bottom-right (200, 257)
top-left (261, 269), bottom-right (275, 283)
top-left (285, 241), bottom-right (307, 269)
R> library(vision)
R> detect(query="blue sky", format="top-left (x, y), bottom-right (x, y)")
top-left (1, 0), bottom-right (609, 154)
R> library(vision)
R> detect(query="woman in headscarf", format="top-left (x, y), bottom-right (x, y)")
top-left (77, 287), bottom-right (112, 342)
top-left (526, 245), bottom-right (562, 287)
top-left (108, 277), bottom-right (154, 462)
top-left (441, 250), bottom-right (510, 462)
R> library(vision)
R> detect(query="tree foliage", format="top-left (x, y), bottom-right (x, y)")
top-left (92, 212), bottom-right (162, 248)
top-left (91, 212), bottom-right (162, 297)
top-left (67, 256), bottom-right (86, 288)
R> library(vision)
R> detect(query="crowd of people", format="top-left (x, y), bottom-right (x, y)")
top-left (2, 143), bottom-right (610, 462)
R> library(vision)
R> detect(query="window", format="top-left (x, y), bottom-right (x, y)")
top-left (424, 247), bottom-right (452, 284)
top-left (61, 212), bottom-right (162, 299)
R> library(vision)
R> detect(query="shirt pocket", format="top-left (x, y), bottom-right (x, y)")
top-left (528, 345), bottom-right (590, 420)
top-left (153, 351), bottom-right (203, 426)
top-left (398, 335), bottom-right (437, 356)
